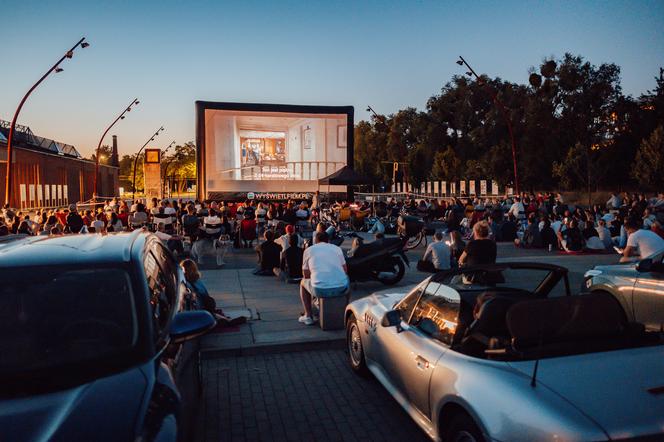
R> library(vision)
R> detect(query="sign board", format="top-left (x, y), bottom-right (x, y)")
top-left (450, 182), bottom-right (456, 195)
top-left (434, 181), bottom-right (439, 195)
top-left (480, 180), bottom-right (487, 195)
top-left (492, 180), bottom-right (499, 195)
top-left (459, 181), bottom-right (466, 195)
top-left (469, 181), bottom-right (475, 196)
top-left (143, 148), bottom-right (162, 199)
top-left (145, 149), bottom-right (161, 164)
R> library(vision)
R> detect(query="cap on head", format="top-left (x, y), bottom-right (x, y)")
top-left (285, 224), bottom-right (295, 234)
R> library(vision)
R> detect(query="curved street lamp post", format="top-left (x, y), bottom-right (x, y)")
top-left (4, 37), bottom-right (90, 206)
top-left (93, 98), bottom-right (139, 200)
top-left (456, 56), bottom-right (520, 195)
top-left (161, 144), bottom-right (179, 198)
top-left (131, 127), bottom-right (165, 200)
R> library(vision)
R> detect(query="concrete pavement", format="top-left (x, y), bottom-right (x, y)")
top-left (198, 236), bottom-right (619, 354)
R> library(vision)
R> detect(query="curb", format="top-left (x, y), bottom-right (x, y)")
top-left (200, 336), bottom-right (346, 359)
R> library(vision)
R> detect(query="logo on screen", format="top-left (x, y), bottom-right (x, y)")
top-left (247, 192), bottom-right (255, 200)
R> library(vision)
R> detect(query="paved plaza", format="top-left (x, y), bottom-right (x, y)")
top-left (192, 236), bottom-right (619, 441)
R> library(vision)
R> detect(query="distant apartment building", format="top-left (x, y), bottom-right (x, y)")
top-left (0, 120), bottom-right (119, 209)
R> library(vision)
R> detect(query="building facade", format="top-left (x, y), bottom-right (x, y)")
top-left (0, 122), bottom-right (119, 209)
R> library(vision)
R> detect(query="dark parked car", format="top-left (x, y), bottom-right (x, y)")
top-left (0, 231), bottom-right (216, 441)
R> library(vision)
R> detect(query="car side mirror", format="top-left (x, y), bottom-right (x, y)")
top-left (637, 258), bottom-right (653, 273)
top-left (381, 310), bottom-right (403, 332)
top-left (170, 310), bottom-right (216, 344)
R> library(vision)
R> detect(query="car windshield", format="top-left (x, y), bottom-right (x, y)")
top-left (0, 267), bottom-right (137, 376)
top-left (438, 267), bottom-right (560, 296)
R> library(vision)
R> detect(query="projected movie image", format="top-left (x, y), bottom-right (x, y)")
top-left (203, 107), bottom-right (350, 195)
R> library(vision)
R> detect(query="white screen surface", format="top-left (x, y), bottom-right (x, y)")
top-left (203, 109), bottom-right (348, 195)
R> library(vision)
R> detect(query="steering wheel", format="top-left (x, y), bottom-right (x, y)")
top-left (58, 318), bottom-right (125, 346)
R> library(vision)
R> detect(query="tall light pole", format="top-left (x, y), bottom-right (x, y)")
top-left (132, 127), bottom-right (165, 199)
top-left (4, 37), bottom-right (90, 207)
top-left (93, 98), bottom-right (139, 200)
top-left (160, 141), bottom-right (177, 198)
top-left (456, 56), bottom-right (520, 195)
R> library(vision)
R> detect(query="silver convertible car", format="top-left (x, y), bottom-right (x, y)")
top-left (584, 248), bottom-right (664, 332)
top-left (345, 263), bottom-right (664, 442)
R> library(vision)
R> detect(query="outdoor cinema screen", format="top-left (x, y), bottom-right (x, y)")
top-left (196, 102), bottom-right (353, 200)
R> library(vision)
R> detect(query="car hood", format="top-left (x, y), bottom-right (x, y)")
top-left (0, 366), bottom-right (148, 441)
top-left (593, 262), bottom-right (636, 274)
top-left (509, 345), bottom-right (664, 439)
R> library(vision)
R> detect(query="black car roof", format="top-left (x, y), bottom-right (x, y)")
top-left (0, 231), bottom-right (149, 268)
top-left (431, 262), bottom-right (568, 283)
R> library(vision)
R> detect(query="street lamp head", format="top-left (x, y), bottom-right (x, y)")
top-left (55, 67), bottom-right (64, 73)
top-left (134, 100), bottom-right (140, 105)
top-left (65, 50), bottom-right (74, 59)
top-left (466, 71), bottom-right (473, 77)
top-left (456, 59), bottom-right (464, 66)
top-left (81, 42), bottom-right (90, 48)
top-left (366, 106), bottom-right (371, 112)
top-left (120, 115), bottom-right (125, 120)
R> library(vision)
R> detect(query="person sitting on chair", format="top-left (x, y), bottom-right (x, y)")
top-left (299, 231), bottom-right (349, 325)
top-left (153, 223), bottom-right (184, 256)
top-left (274, 233), bottom-right (304, 281)
top-left (240, 213), bottom-right (257, 248)
top-left (254, 230), bottom-right (282, 275)
top-left (181, 205), bottom-right (201, 242)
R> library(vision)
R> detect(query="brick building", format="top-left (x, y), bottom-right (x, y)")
top-left (0, 121), bottom-right (119, 209)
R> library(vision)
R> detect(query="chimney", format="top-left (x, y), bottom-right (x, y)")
top-left (111, 135), bottom-right (119, 167)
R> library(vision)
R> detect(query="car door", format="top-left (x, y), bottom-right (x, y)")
top-left (379, 280), bottom-right (454, 418)
top-left (632, 252), bottom-right (664, 331)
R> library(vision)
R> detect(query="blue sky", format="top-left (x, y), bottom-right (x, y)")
top-left (2, 0), bottom-right (663, 157)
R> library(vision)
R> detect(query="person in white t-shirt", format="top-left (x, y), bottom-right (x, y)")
top-left (299, 231), bottom-right (349, 325)
top-left (621, 218), bottom-right (664, 262)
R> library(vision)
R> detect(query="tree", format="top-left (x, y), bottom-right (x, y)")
top-left (162, 142), bottom-right (196, 193)
top-left (431, 146), bottom-right (462, 181)
top-left (119, 153), bottom-right (142, 192)
top-left (632, 125), bottom-right (664, 190)
top-left (88, 144), bottom-right (113, 165)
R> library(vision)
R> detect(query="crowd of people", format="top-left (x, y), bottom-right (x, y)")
top-left (2, 190), bottom-right (663, 325)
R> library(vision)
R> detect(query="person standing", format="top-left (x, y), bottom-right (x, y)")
top-left (299, 231), bottom-right (349, 325)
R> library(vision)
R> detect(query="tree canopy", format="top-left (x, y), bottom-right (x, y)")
top-left (353, 54), bottom-right (663, 191)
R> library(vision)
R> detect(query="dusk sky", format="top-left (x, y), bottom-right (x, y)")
top-left (2, 0), bottom-right (663, 158)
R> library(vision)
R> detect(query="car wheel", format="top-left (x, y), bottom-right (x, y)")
top-left (444, 413), bottom-right (485, 442)
top-left (376, 257), bottom-right (406, 285)
top-left (346, 314), bottom-right (369, 376)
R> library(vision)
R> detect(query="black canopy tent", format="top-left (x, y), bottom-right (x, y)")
top-left (318, 165), bottom-right (371, 201)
